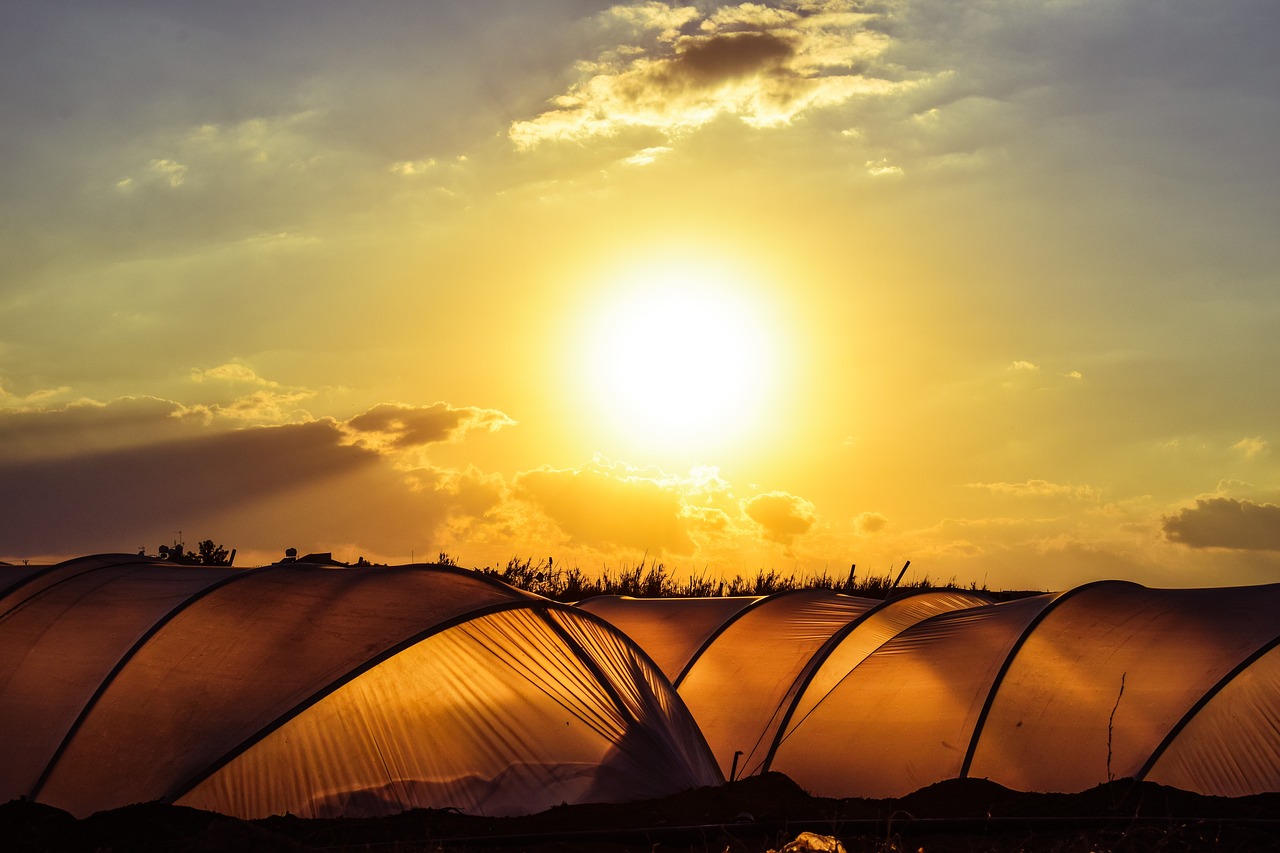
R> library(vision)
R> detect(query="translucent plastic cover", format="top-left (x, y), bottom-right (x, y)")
top-left (6, 559), bottom-right (1278, 814)
top-left (776, 590), bottom-right (993, 755)
top-left (676, 590), bottom-right (878, 778)
top-left (771, 595), bottom-right (1056, 797)
top-left (576, 595), bottom-right (759, 680)
top-left (0, 561), bottom-right (236, 801)
top-left (1147, 642), bottom-right (1280, 797)
top-left (967, 583), bottom-right (1280, 792)
top-left (179, 607), bottom-right (719, 817)
top-left (36, 563), bottom-right (534, 815)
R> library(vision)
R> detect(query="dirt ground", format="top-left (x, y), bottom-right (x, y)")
top-left (4, 773), bottom-right (1279, 852)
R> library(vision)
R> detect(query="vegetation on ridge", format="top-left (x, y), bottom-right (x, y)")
top-left (463, 555), bottom-right (989, 602)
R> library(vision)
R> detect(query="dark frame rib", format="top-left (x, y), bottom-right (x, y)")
top-left (537, 604), bottom-right (650, 722)
top-left (761, 589), bottom-right (994, 774)
top-left (28, 561), bottom-right (273, 799)
top-left (32, 560), bottom-right (530, 802)
top-left (0, 554), bottom-right (145, 619)
top-left (958, 580), bottom-right (1138, 779)
top-left (1135, 631), bottom-right (1280, 783)
top-left (162, 598), bottom-right (538, 804)
top-left (672, 589), bottom-right (821, 690)
top-left (542, 603), bottom-right (725, 782)
top-left (168, 595), bottom-right (728, 806)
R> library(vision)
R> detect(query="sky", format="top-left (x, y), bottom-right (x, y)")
top-left (2, 0), bottom-right (1279, 590)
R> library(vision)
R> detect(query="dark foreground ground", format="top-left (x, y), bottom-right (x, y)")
top-left (4, 774), bottom-right (1279, 853)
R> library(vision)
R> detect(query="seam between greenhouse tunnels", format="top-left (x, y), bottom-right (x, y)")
top-left (28, 559), bottom-right (276, 801)
top-left (672, 588), bottom-right (819, 689)
top-left (1, 554), bottom-right (144, 620)
top-left (1135, 630), bottom-right (1280, 783)
top-left (761, 589), bottom-right (995, 775)
top-left (542, 602), bottom-right (723, 781)
top-left (957, 580), bottom-right (1133, 780)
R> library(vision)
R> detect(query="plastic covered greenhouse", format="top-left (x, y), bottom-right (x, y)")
top-left (0, 555), bottom-right (720, 818)
top-left (2, 555), bottom-right (1277, 820)
top-left (583, 582), bottom-right (1280, 800)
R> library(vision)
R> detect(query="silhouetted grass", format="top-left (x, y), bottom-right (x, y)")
top-left (465, 555), bottom-right (988, 602)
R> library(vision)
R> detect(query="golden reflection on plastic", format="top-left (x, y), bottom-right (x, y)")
top-left (37, 566), bottom-right (527, 816)
top-left (967, 584), bottom-right (1280, 793)
top-left (1148, 642), bottom-right (1280, 797)
top-left (180, 607), bottom-right (719, 818)
top-left (780, 591), bottom-right (993, 746)
top-left (772, 596), bottom-right (1053, 798)
top-left (676, 590), bottom-right (878, 778)
top-left (576, 596), bottom-right (760, 680)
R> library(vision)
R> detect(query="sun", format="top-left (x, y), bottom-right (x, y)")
top-left (580, 257), bottom-right (777, 457)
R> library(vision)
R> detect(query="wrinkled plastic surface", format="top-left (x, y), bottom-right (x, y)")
top-left (181, 607), bottom-right (720, 817)
top-left (968, 583), bottom-right (1280, 792)
top-left (676, 590), bottom-right (878, 777)
top-left (5, 559), bottom-right (1278, 813)
top-left (771, 594), bottom-right (1056, 797)
top-left (2, 558), bottom-right (719, 818)
top-left (1147, 641), bottom-right (1280, 797)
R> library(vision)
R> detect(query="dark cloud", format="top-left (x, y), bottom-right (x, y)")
top-left (0, 397), bottom-right (189, 460)
top-left (514, 465), bottom-right (695, 555)
top-left (344, 402), bottom-right (515, 450)
top-left (1163, 498), bottom-right (1280, 551)
top-left (0, 398), bottom-right (518, 560)
top-left (511, 3), bottom-right (902, 148)
top-left (855, 512), bottom-right (887, 535)
top-left (0, 419), bottom-right (375, 555)
top-left (669, 31), bottom-right (795, 85)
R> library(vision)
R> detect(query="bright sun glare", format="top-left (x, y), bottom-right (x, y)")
top-left (583, 257), bottom-right (776, 456)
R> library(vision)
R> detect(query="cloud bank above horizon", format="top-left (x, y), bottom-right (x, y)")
top-left (2, 1), bottom-right (1279, 589)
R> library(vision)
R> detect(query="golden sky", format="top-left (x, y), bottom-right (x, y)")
top-left (3, 1), bottom-right (1279, 589)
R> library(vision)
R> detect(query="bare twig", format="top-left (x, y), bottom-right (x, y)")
top-left (1107, 672), bottom-right (1127, 781)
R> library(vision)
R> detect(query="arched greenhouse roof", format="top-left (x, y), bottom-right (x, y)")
top-left (0, 556), bottom-right (721, 818)
top-left (574, 594), bottom-right (760, 681)
top-left (5, 560), bottom-right (1276, 817)
top-left (579, 581), bottom-right (1280, 800)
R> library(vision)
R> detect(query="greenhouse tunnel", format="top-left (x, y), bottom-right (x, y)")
top-left (587, 581), bottom-right (1280, 800)
top-left (2, 556), bottom-right (1277, 818)
top-left (0, 555), bottom-right (721, 818)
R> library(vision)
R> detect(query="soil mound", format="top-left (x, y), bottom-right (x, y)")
top-left (5, 774), bottom-right (1279, 852)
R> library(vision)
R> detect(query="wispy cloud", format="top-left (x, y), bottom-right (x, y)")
top-left (1233, 436), bottom-right (1269, 459)
top-left (968, 479), bottom-right (1100, 501)
top-left (190, 363), bottom-right (280, 387)
top-left (174, 390), bottom-right (317, 425)
top-left (0, 383), bottom-right (73, 410)
top-left (344, 403), bottom-right (517, 454)
top-left (149, 158), bottom-right (188, 188)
